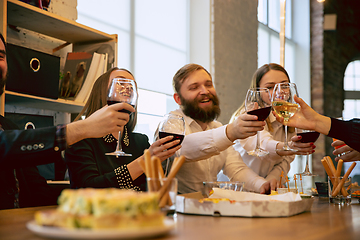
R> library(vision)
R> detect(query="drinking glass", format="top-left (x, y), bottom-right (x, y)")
top-left (272, 82), bottom-right (300, 152)
top-left (245, 88), bottom-right (272, 157)
top-left (297, 129), bottom-right (320, 176)
top-left (158, 113), bottom-right (185, 176)
top-left (158, 113), bottom-right (185, 149)
top-left (105, 78), bottom-right (137, 157)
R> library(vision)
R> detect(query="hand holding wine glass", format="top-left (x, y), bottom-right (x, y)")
top-left (272, 82), bottom-right (299, 152)
top-left (245, 88), bottom-right (272, 157)
top-left (297, 129), bottom-right (320, 176)
top-left (105, 78), bottom-right (138, 157)
top-left (158, 113), bottom-right (185, 149)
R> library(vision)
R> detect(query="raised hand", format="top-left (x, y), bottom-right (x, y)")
top-left (148, 136), bottom-right (181, 162)
top-left (332, 140), bottom-right (360, 162)
top-left (226, 113), bottom-right (265, 142)
top-left (67, 103), bottom-right (133, 146)
top-left (273, 95), bottom-right (331, 135)
top-left (276, 135), bottom-right (315, 156)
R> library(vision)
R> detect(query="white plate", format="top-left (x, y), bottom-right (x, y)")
top-left (26, 219), bottom-right (175, 239)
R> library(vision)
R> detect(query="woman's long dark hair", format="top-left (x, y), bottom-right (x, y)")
top-left (74, 67), bottom-right (138, 133)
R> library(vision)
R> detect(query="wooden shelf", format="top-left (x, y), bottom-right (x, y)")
top-left (7, 0), bottom-right (115, 43)
top-left (1, 0), bottom-right (117, 115)
top-left (5, 91), bottom-right (84, 113)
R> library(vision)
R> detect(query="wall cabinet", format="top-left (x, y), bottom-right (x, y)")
top-left (0, 0), bottom-right (117, 114)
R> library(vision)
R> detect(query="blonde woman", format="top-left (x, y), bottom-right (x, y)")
top-left (229, 63), bottom-right (315, 184)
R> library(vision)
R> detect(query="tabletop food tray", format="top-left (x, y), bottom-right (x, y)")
top-left (176, 192), bottom-right (314, 217)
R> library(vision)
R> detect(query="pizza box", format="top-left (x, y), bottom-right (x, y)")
top-left (176, 191), bottom-right (314, 217)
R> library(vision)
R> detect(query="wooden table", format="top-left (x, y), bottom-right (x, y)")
top-left (0, 198), bottom-right (359, 240)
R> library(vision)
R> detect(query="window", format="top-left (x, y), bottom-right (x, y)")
top-left (343, 60), bottom-right (360, 179)
top-left (343, 60), bottom-right (360, 119)
top-left (77, 0), bottom-right (188, 143)
top-left (257, 0), bottom-right (294, 78)
top-left (257, 0), bottom-right (311, 177)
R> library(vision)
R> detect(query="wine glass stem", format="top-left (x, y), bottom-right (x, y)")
top-left (304, 154), bottom-right (310, 172)
top-left (284, 124), bottom-right (289, 148)
top-left (255, 131), bottom-right (261, 150)
top-left (116, 131), bottom-right (123, 153)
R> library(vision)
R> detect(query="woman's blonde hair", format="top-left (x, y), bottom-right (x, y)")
top-left (229, 63), bottom-right (290, 132)
top-left (74, 67), bottom-right (138, 133)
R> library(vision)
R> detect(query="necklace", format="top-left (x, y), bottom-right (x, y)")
top-left (103, 134), bottom-right (116, 143)
top-left (103, 126), bottom-right (129, 146)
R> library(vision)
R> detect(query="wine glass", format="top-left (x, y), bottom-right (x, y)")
top-left (158, 113), bottom-right (185, 176)
top-left (105, 78), bottom-right (138, 157)
top-left (158, 113), bottom-right (185, 149)
top-left (245, 88), bottom-right (272, 157)
top-left (272, 82), bottom-right (300, 152)
top-left (297, 129), bottom-right (320, 176)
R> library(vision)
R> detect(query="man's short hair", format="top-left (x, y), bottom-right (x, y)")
top-left (172, 63), bottom-right (211, 94)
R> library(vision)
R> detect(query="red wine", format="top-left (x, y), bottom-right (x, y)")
top-left (107, 100), bottom-right (134, 114)
top-left (298, 131), bottom-right (320, 143)
top-left (247, 106), bottom-right (271, 121)
top-left (159, 131), bottom-right (184, 149)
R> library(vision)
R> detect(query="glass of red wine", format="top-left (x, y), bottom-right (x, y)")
top-left (245, 88), bottom-right (272, 157)
top-left (105, 78), bottom-right (137, 157)
top-left (297, 129), bottom-right (320, 176)
top-left (158, 113), bottom-right (185, 149)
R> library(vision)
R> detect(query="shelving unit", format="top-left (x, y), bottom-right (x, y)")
top-left (0, 0), bottom-right (117, 115)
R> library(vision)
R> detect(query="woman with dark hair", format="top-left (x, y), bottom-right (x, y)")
top-left (228, 63), bottom-right (314, 185)
top-left (65, 67), bottom-right (180, 191)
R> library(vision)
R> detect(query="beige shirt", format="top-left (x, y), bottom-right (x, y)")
top-left (159, 109), bottom-right (267, 194)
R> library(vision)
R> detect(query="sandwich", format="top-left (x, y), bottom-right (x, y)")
top-left (35, 188), bottom-right (164, 229)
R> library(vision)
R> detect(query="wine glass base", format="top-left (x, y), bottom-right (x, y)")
top-left (296, 172), bottom-right (317, 177)
top-left (106, 151), bottom-right (132, 157)
top-left (275, 148), bottom-right (298, 153)
top-left (247, 148), bottom-right (269, 157)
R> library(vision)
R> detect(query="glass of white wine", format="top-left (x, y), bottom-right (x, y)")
top-left (272, 82), bottom-right (299, 152)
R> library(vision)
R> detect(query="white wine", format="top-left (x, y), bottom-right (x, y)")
top-left (272, 101), bottom-right (299, 122)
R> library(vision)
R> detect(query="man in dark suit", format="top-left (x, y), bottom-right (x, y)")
top-left (0, 33), bottom-right (134, 209)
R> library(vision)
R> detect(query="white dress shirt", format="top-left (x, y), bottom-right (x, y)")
top-left (232, 113), bottom-right (296, 182)
top-left (160, 109), bottom-right (267, 194)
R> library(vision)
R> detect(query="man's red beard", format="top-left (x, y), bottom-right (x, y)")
top-left (179, 93), bottom-right (221, 123)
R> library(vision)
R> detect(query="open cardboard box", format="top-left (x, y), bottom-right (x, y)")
top-left (176, 192), bottom-right (314, 217)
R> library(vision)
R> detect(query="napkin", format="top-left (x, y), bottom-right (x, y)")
top-left (209, 188), bottom-right (302, 202)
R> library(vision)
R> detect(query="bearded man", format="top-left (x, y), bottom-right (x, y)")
top-left (156, 63), bottom-right (277, 194)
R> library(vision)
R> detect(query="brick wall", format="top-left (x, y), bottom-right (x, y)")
top-left (310, 0), bottom-right (325, 177)
top-left (311, 0), bottom-right (360, 178)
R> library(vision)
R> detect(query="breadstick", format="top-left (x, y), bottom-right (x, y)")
top-left (151, 156), bottom-right (161, 191)
top-left (325, 156), bottom-right (339, 190)
top-left (158, 156), bottom-right (185, 200)
top-left (157, 163), bottom-right (173, 208)
top-left (336, 159), bottom-right (343, 178)
top-left (329, 156), bottom-right (348, 196)
top-left (144, 150), bottom-right (154, 191)
top-left (321, 158), bottom-right (333, 180)
top-left (155, 158), bottom-right (173, 206)
top-left (144, 150), bottom-right (152, 177)
top-left (138, 157), bottom-right (146, 173)
top-left (321, 158), bottom-right (348, 196)
top-left (332, 162), bottom-right (356, 197)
